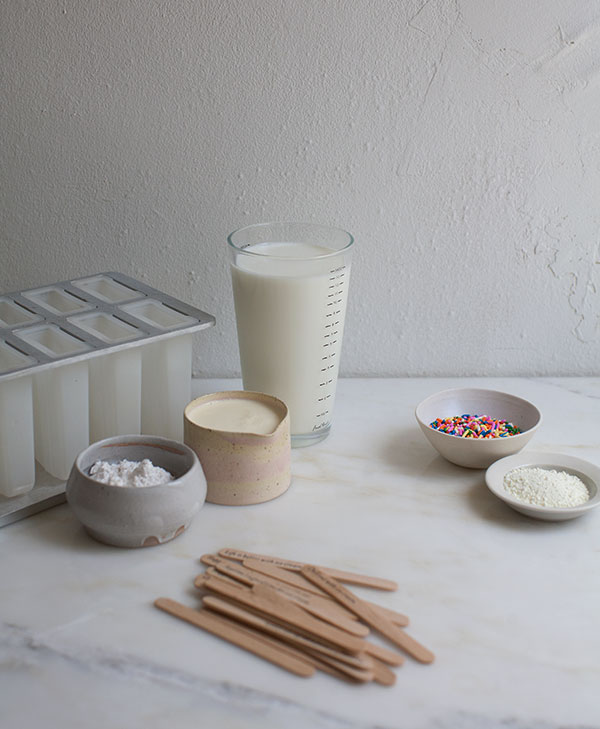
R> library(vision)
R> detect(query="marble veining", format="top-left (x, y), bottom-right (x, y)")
top-left (1, 622), bottom-right (391, 729)
top-left (1, 378), bottom-right (599, 729)
top-left (4, 619), bottom-right (593, 729)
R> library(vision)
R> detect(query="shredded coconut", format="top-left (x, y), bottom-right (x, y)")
top-left (503, 467), bottom-right (589, 508)
top-left (89, 458), bottom-right (173, 487)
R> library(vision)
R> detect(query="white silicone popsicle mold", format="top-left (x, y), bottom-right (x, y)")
top-left (0, 272), bottom-right (215, 526)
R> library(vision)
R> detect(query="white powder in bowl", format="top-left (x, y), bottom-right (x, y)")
top-left (503, 467), bottom-right (589, 508)
top-left (89, 459), bottom-right (173, 487)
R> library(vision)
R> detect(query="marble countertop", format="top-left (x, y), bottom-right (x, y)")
top-left (2, 378), bottom-right (599, 729)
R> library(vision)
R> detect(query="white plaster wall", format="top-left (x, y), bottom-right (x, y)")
top-left (2, 0), bottom-right (600, 376)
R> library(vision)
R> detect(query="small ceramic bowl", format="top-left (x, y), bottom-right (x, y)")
top-left (415, 387), bottom-right (542, 469)
top-left (485, 452), bottom-right (600, 521)
top-left (184, 391), bottom-right (291, 505)
top-left (66, 435), bottom-right (206, 547)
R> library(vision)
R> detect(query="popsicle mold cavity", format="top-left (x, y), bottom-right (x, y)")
top-left (15, 324), bottom-right (91, 358)
top-left (22, 287), bottom-right (91, 315)
top-left (71, 275), bottom-right (139, 303)
top-left (0, 341), bottom-right (35, 374)
top-left (69, 312), bottom-right (142, 343)
top-left (0, 299), bottom-right (39, 328)
top-left (120, 299), bottom-right (196, 330)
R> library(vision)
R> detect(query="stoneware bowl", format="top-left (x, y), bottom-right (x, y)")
top-left (415, 387), bottom-right (542, 469)
top-left (66, 435), bottom-right (206, 547)
top-left (184, 390), bottom-right (291, 505)
top-left (485, 452), bottom-right (600, 521)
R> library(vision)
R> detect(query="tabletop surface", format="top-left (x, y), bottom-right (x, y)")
top-left (1, 377), bottom-right (599, 729)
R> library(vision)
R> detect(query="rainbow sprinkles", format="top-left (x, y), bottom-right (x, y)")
top-left (429, 414), bottom-right (522, 439)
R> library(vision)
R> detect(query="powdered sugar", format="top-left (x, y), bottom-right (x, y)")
top-left (503, 467), bottom-right (589, 508)
top-left (89, 459), bottom-right (173, 487)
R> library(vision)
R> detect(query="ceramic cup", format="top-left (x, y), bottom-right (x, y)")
top-left (66, 435), bottom-right (206, 547)
top-left (184, 391), bottom-right (291, 505)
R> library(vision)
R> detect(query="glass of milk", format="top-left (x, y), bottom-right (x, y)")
top-left (228, 222), bottom-right (354, 447)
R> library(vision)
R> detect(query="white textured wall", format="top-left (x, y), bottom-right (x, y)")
top-left (2, 1), bottom-right (600, 376)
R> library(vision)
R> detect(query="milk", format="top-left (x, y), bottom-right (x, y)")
top-left (187, 397), bottom-right (282, 435)
top-left (231, 241), bottom-right (351, 439)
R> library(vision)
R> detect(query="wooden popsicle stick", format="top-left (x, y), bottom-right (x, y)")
top-left (307, 654), bottom-right (363, 683)
top-left (203, 583), bottom-right (366, 661)
top-left (196, 572), bottom-right (241, 591)
top-left (317, 567), bottom-right (398, 592)
top-left (203, 595), bottom-right (372, 671)
top-left (205, 566), bottom-right (244, 587)
top-left (204, 554), bottom-right (315, 594)
top-left (154, 597), bottom-right (314, 677)
top-left (202, 555), bottom-right (369, 637)
top-left (219, 548), bottom-right (398, 591)
top-left (364, 602), bottom-right (409, 628)
top-left (243, 557), bottom-right (334, 597)
top-left (157, 597), bottom-right (318, 674)
top-left (244, 557), bottom-right (409, 628)
top-left (369, 656), bottom-right (397, 686)
top-left (201, 553), bottom-right (237, 569)
top-left (203, 597), bottom-right (376, 683)
top-left (364, 641), bottom-right (405, 667)
top-left (195, 573), bottom-right (209, 589)
top-left (201, 573), bottom-right (366, 654)
top-left (210, 559), bottom-right (367, 635)
top-left (199, 580), bottom-right (404, 669)
top-left (299, 648), bottom-right (375, 683)
top-left (301, 566), bottom-right (435, 664)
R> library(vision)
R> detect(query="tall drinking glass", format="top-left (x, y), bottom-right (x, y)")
top-left (228, 222), bottom-right (354, 447)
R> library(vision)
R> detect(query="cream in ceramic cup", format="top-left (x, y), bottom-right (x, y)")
top-left (184, 391), bottom-right (291, 505)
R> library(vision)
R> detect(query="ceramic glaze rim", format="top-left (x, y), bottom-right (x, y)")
top-left (485, 451), bottom-right (600, 518)
top-left (415, 387), bottom-right (543, 445)
top-left (184, 390), bottom-right (289, 437)
top-left (73, 434), bottom-right (199, 490)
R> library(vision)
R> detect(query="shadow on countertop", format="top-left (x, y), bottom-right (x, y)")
top-left (380, 428), bottom-right (579, 531)
top-left (13, 502), bottom-right (124, 552)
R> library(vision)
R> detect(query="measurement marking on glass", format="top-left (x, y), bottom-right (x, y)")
top-left (312, 263), bottom-right (347, 435)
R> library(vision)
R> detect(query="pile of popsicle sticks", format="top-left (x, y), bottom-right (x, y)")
top-left (154, 548), bottom-right (434, 686)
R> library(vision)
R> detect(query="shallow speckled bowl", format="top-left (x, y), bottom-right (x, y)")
top-left (486, 451), bottom-right (600, 521)
top-left (66, 435), bottom-right (206, 547)
top-left (415, 387), bottom-right (542, 469)
top-left (184, 391), bottom-right (291, 505)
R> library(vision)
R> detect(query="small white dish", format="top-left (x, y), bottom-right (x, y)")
top-left (485, 451), bottom-right (600, 521)
top-left (415, 388), bottom-right (542, 469)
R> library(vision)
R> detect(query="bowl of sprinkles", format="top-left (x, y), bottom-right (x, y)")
top-left (485, 452), bottom-right (600, 521)
top-left (415, 388), bottom-right (542, 468)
